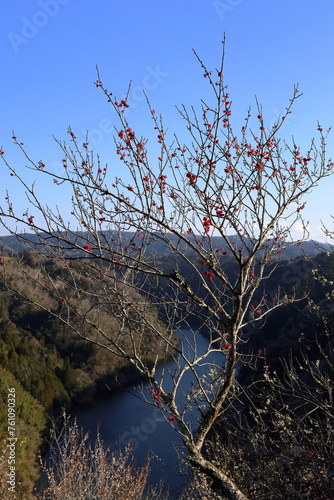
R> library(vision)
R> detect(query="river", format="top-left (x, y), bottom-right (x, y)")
top-left (75, 328), bottom-right (225, 498)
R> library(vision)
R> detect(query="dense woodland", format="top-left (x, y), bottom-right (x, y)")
top-left (0, 235), bottom-right (333, 498)
top-left (0, 242), bottom-right (174, 498)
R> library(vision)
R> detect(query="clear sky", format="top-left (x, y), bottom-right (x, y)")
top-left (1, 0), bottom-right (334, 241)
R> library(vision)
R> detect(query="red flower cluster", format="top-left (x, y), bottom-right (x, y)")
top-left (186, 172), bottom-right (196, 185)
top-left (118, 128), bottom-right (135, 144)
top-left (204, 271), bottom-right (214, 281)
top-left (83, 244), bottom-right (92, 252)
top-left (114, 99), bottom-right (129, 109)
top-left (126, 128), bottom-right (135, 141)
top-left (203, 217), bottom-right (211, 233)
top-left (150, 389), bottom-right (163, 407)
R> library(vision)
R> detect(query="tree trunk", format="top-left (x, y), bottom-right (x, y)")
top-left (189, 449), bottom-right (249, 500)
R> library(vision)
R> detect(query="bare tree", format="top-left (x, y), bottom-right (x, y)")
top-left (1, 40), bottom-right (333, 499)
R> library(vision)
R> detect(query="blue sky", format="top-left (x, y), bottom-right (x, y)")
top-left (1, 0), bottom-right (334, 241)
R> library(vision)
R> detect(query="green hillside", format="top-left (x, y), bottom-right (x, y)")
top-left (0, 251), bottom-right (172, 498)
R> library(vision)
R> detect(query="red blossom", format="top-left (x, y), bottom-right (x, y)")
top-left (202, 217), bottom-right (211, 233)
top-left (224, 343), bottom-right (233, 349)
top-left (186, 172), bottom-right (196, 185)
top-left (83, 244), bottom-right (92, 252)
top-left (127, 128), bottom-right (135, 140)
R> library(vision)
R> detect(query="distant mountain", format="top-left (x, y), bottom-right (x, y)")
top-left (0, 231), bottom-right (332, 259)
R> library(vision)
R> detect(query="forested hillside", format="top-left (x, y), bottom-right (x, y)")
top-left (0, 242), bottom-right (333, 498)
top-left (0, 250), bottom-right (171, 498)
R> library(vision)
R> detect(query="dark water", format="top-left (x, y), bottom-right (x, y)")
top-left (75, 329), bottom-right (225, 498)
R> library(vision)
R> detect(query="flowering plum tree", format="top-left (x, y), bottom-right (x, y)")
top-left (1, 41), bottom-right (333, 499)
